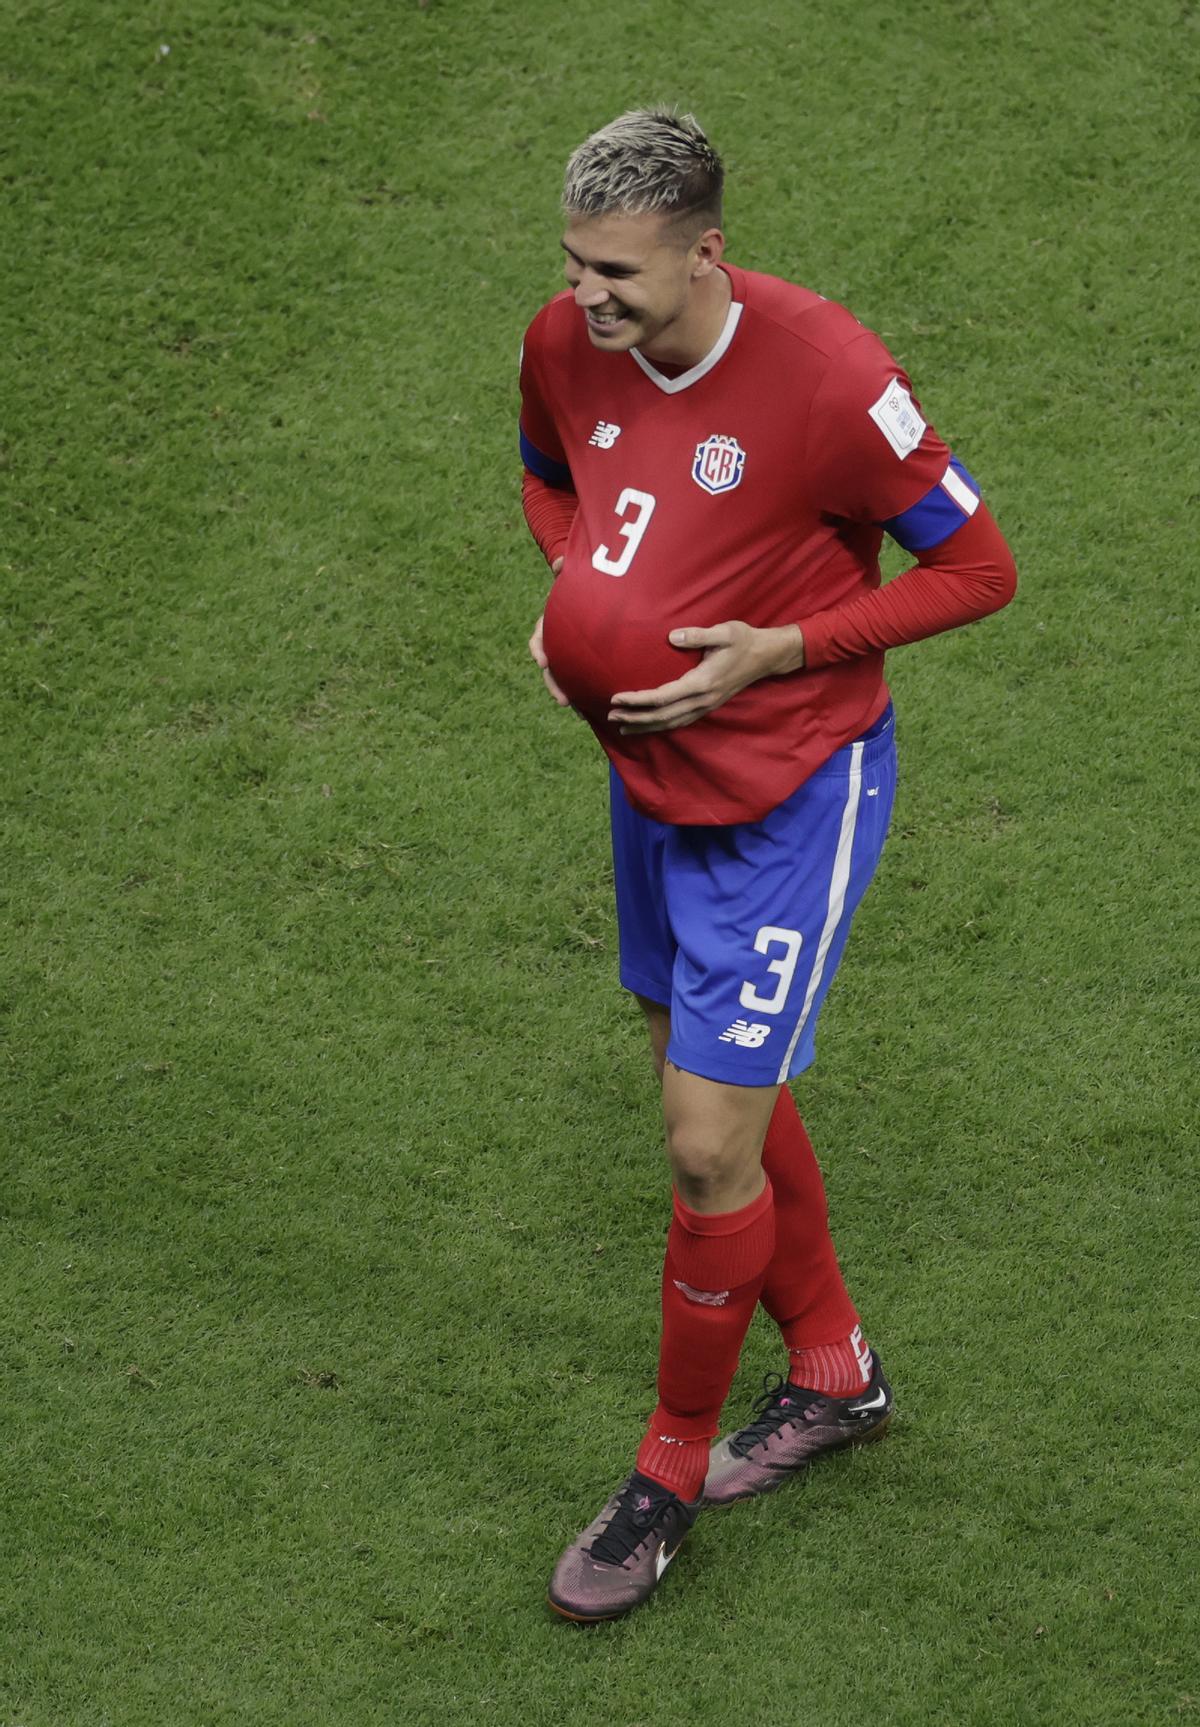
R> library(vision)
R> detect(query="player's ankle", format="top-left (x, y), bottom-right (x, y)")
top-left (635, 1430), bottom-right (710, 1501)
top-left (786, 1325), bottom-right (874, 1397)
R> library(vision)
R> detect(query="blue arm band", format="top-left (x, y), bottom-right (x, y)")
top-left (882, 456), bottom-right (981, 552)
top-left (520, 427), bottom-right (573, 489)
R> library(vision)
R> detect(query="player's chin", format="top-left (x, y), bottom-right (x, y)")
top-left (584, 313), bottom-right (640, 349)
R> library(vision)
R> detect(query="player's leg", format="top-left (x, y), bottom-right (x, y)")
top-left (630, 1063), bottom-right (779, 1502)
top-left (550, 782), bottom-right (712, 1622)
top-left (660, 1061), bottom-right (774, 1211)
top-left (759, 1083), bottom-right (864, 1386)
top-left (643, 993), bottom-right (864, 1389)
top-left (551, 784), bottom-right (789, 1620)
top-left (641, 996), bottom-right (857, 1364)
top-left (550, 734), bottom-right (891, 1618)
top-left (699, 705), bottom-right (899, 1505)
top-left (625, 738), bottom-right (887, 1500)
top-left (629, 878), bottom-right (768, 1482)
top-left (614, 1011), bottom-right (788, 1500)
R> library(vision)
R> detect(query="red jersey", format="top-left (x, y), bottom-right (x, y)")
top-left (520, 265), bottom-right (968, 823)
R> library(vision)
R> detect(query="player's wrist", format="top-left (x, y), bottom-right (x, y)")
top-left (758, 624), bottom-right (806, 677)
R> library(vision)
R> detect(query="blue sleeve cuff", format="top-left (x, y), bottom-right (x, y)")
top-left (882, 457), bottom-right (981, 552)
top-left (520, 427), bottom-right (573, 489)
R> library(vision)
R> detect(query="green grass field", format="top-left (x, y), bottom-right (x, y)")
top-left (3, 1), bottom-right (1198, 1721)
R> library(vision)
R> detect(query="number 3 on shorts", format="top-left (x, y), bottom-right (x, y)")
top-left (739, 925), bottom-right (803, 1014)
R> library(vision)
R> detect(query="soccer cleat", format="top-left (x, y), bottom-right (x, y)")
top-left (547, 1469), bottom-right (702, 1623)
top-left (703, 1357), bottom-right (894, 1507)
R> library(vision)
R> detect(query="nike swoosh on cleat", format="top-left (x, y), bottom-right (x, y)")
top-left (847, 1389), bottom-right (889, 1414)
top-left (655, 1541), bottom-right (678, 1581)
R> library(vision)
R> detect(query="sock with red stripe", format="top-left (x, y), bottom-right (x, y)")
top-left (758, 1086), bottom-right (873, 1397)
top-left (636, 1180), bottom-right (776, 1500)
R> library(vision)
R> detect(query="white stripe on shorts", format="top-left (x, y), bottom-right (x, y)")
top-left (775, 741), bottom-right (865, 1085)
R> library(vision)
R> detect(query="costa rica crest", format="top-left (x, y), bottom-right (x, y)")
top-left (692, 433), bottom-right (746, 495)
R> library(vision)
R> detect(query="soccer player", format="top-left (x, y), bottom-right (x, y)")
top-left (519, 109), bottom-right (1016, 1623)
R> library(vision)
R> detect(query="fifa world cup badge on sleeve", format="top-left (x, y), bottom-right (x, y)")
top-left (692, 433), bottom-right (747, 495)
top-left (867, 382), bottom-right (926, 460)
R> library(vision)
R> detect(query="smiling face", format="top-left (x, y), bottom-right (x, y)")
top-left (560, 208), bottom-right (726, 364)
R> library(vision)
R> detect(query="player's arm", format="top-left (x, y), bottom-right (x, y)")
top-left (795, 466), bottom-right (1016, 666)
top-left (518, 326), bottom-right (579, 704)
top-left (521, 457), bottom-right (576, 706)
top-left (522, 469), bottom-right (577, 568)
top-left (522, 470), bottom-right (574, 706)
top-left (519, 319), bottom-right (578, 563)
top-left (792, 352), bottom-right (1016, 662)
top-left (638, 473), bottom-right (1017, 679)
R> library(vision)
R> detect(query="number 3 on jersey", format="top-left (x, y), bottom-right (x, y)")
top-left (592, 488), bottom-right (656, 577)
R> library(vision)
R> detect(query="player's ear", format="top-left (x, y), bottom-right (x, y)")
top-left (691, 226), bottom-right (726, 277)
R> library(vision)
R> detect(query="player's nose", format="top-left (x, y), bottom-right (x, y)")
top-left (574, 272), bottom-right (609, 308)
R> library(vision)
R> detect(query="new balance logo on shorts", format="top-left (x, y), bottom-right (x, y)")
top-left (718, 1019), bottom-right (772, 1047)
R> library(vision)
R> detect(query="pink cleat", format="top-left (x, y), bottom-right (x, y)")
top-left (548, 1470), bottom-right (702, 1623)
top-left (704, 1359), bottom-right (894, 1507)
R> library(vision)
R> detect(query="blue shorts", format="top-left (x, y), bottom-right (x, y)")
top-left (611, 706), bottom-right (896, 1087)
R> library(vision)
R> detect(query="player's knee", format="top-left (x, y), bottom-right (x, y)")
top-left (667, 1133), bottom-right (726, 1195)
top-left (666, 1124), bottom-right (760, 1210)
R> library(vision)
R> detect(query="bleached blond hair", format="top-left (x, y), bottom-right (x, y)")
top-left (562, 108), bottom-right (724, 233)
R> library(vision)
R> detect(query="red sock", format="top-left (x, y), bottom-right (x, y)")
top-left (636, 1181), bottom-right (776, 1499)
top-left (787, 1324), bottom-right (874, 1395)
top-left (758, 1086), bottom-right (862, 1351)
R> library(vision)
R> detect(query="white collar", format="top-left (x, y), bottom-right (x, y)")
top-left (629, 298), bottom-right (743, 395)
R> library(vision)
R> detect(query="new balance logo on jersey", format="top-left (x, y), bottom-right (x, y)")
top-left (718, 1019), bottom-right (772, 1047)
top-left (588, 420), bottom-right (622, 448)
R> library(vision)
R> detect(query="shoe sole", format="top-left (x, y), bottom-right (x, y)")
top-left (547, 1595), bottom-right (629, 1624)
top-left (547, 1550), bottom-right (689, 1623)
top-left (702, 1409), bottom-right (894, 1508)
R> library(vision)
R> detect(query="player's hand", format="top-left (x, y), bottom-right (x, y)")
top-left (609, 621), bottom-right (806, 734)
top-left (530, 564), bottom-right (570, 707)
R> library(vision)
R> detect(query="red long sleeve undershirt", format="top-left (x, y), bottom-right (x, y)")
top-left (522, 470), bottom-right (578, 568)
top-left (797, 502), bottom-right (1017, 665)
top-left (520, 470), bottom-right (1017, 664)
